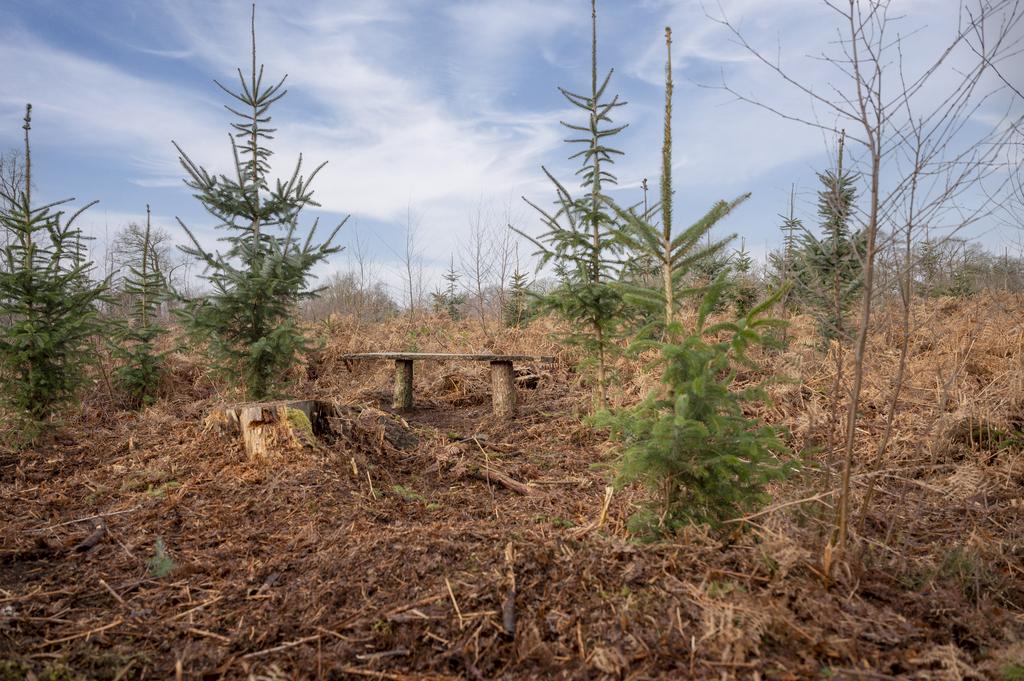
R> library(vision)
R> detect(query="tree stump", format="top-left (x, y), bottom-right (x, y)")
top-left (490, 360), bottom-right (516, 418)
top-left (205, 400), bottom-right (325, 462)
top-left (394, 359), bottom-right (414, 410)
top-left (205, 400), bottom-right (419, 462)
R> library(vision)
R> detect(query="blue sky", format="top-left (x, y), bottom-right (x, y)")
top-left (1, 0), bottom-right (1020, 294)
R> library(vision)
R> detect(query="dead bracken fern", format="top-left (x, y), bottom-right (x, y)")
top-left (1, 293), bottom-right (1022, 678)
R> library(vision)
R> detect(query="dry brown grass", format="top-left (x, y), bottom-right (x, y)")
top-left (1, 294), bottom-right (1022, 679)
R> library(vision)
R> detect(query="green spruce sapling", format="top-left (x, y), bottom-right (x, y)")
top-left (174, 10), bottom-right (346, 399)
top-left (917, 237), bottom-right (942, 296)
top-left (113, 205), bottom-right (167, 408)
top-left (796, 132), bottom-right (864, 342)
top-left (516, 0), bottom-right (628, 409)
top-left (599, 278), bottom-right (794, 534)
top-left (0, 105), bottom-right (106, 439)
top-left (729, 238), bottom-right (758, 315)
top-left (504, 266), bottom-right (533, 328)
top-left (431, 254), bottom-right (465, 319)
top-left (766, 185), bottom-right (803, 313)
top-left (617, 178), bottom-right (658, 285)
top-left (948, 246), bottom-right (980, 297)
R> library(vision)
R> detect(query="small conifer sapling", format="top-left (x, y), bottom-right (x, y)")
top-left (113, 205), bottom-right (167, 408)
top-left (431, 255), bottom-right (465, 319)
top-left (173, 8), bottom-right (346, 399)
top-left (0, 104), bottom-right (106, 439)
top-left (516, 0), bottom-right (628, 409)
top-left (795, 132), bottom-right (864, 342)
top-left (599, 279), bottom-right (795, 534)
top-left (504, 266), bottom-right (533, 328)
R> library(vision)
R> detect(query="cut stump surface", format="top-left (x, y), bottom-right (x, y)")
top-left (205, 400), bottom-right (327, 462)
top-left (205, 400), bottom-right (418, 462)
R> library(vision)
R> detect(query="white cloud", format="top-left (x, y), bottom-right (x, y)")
top-left (0, 33), bottom-right (223, 175)
top-left (0, 0), bottom-right (576, 268)
top-left (1, 0), bottom-right (1018, 295)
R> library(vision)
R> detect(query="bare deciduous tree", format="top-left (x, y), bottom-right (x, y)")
top-left (0, 149), bottom-right (26, 261)
top-left (453, 198), bottom-right (527, 338)
top-left (350, 222), bottom-right (379, 297)
top-left (304, 222), bottom-right (397, 324)
top-left (0, 149), bottom-right (25, 207)
top-left (493, 198), bottom-right (522, 321)
top-left (711, 0), bottom-right (1024, 561)
top-left (461, 200), bottom-right (496, 338)
top-left (111, 220), bottom-right (180, 286)
top-left (400, 204), bottom-right (425, 315)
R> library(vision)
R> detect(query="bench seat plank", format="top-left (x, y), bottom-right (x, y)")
top-left (343, 352), bottom-right (554, 363)
top-left (342, 352), bottom-right (554, 418)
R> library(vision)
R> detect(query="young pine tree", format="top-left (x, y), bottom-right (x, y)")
top-left (796, 133), bottom-right (865, 342)
top-left (431, 255), bottom-right (465, 319)
top-left (948, 247), bottom-right (980, 297)
top-left (611, 27), bottom-right (746, 336)
top-left (0, 105), bottom-right (106, 437)
top-left (729, 238), bottom-right (759, 315)
top-left (766, 185), bottom-right (803, 312)
top-left (599, 278), bottom-right (794, 534)
top-left (113, 205), bottom-right (167, 408)
top-left (517, 0), bottom-right (627, 409)
top-left (917, 237), bottom-right (942, 296)
top-left (174, 11), bottom-right (346, 399)
top-left (692, 232), bottom-right (734, 286)
top-left (504, 266), bottom-right (533, 328)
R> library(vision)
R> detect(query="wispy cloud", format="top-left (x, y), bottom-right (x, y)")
top-left (1, 0), bottom-right (1017, 284)
top-left (0, 33), bottom-right (222, 169)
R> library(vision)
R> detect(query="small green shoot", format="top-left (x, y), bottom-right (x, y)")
top-left (391, 484), bottom-right (425, 502)
top-left (146, 480), bottom-right (181, 498)
top-left (147, 538), bottom-right (173, 578)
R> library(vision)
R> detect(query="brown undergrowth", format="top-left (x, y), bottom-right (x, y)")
top-left (1, 294), bottom-right (1022, 679)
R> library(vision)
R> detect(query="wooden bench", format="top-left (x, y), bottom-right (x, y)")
top-left (341, 352), bottom-right (555, 418)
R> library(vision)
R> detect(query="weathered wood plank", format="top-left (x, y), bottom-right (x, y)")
top-left (343, 352), bottom-right (554, 363)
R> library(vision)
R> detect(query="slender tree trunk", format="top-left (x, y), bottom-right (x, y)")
top-left (661, 27), bottom-right (674, 330)
top-left (140, 205), bottom-right (151, 329)
top-left (857, 140), bottom-right (920, 530)
top-left (594, 322), bottom-right (607, 409)
top-left (21, 104), bottom-right (32, 257)
top-left (589, 0), bottom-right (607, 410)
top-left (824, 132), bottom-right (847, 492)
top-left (836, 123), bottom-right (881, 556)
top-left (249, 6), bottom-right (261, 248)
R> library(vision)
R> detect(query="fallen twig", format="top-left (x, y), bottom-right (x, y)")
top-left (469, 465), bottom-right (532, 496)
top-left (355, 648), bottom-right (410, 661)
top-left (35, 617), bottom-right (123, 648)
top-left (169, 596), bottom-right (223, 621)
top-left (569, 485), bottom-right (614, 538)
top-left (74, 518), bottom-right (107, 552)
top-left (335, 667), bottom-right (460, 681)
top-left (187, 627), bottom-right (231, 644)
top-left (30, 507), bottom-right (141, 534)
top-left (98, 578), bottom-right (125, 606)
top-left (242, 633), bottom-right (322, 658)
top-left (502, 542), bottom-right (517, 637)
top-left (725, 489), bottom-right (837, 524)
top-left (444, 577), bottom-right (465, 630)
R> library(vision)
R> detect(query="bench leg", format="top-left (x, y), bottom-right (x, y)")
top-left (394, 359), bottom-right (413, 410)
top-left (490, 360), bottom-right (516, 418)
